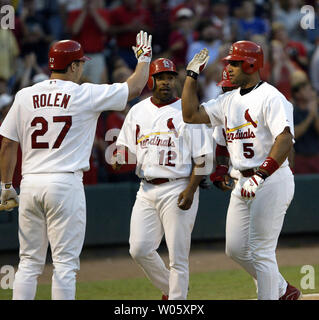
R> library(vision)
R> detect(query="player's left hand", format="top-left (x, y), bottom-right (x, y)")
top-left (187, 48), bottom-right (210, 75)
top-left (177, 188), bottom-right (195, 211)
top-left (132, 30), bottom-right (152, 63)
top-left (241, 174), bottom-right (264, 200)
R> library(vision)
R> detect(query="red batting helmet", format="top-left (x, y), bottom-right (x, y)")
top-left (218, 66), bottom-right (237, 88)
top-left (147, 58), bottom-right (178, 90)
top-left (48, 40), bottom-right (90, 71)
top-left (223, 41), bottom-right (263, 74)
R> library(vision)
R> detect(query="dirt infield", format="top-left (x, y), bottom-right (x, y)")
top-left (1, 236), bottom-right (319, 299)
top-left (12, 236), bottom-right (317, 284)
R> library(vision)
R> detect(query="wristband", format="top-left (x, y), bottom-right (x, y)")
top-left (255, 170), bottom-right (268, 180)
top-left (259, 157), bottom-right (279, 176)
top-left (186, 70), bottom-right (198, 80)
top-left (210, 165), bottom-right (229, 182)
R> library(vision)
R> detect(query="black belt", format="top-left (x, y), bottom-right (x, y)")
top-left (143, 178), bottom-right (170, 185)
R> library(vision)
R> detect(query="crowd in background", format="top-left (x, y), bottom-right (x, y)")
top-left (1, 0), bottom-right (319, 186)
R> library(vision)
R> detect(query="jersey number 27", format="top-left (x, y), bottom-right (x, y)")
top-left (31, 116), bottom-right (72, 149)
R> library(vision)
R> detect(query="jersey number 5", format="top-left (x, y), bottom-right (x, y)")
top-left (243, 143), bottom-right (254, 159)
top-left (31, 116), bottom-right (72, 149)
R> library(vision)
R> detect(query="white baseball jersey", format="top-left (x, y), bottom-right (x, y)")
top-left (213, 125), bottom-right (227, 147)
top-left (0, 79), bottom-right (128, 174)
top-left (202, 82), bottom-right (294, 171)
top-left (117, 97), bottom-right (213, 180)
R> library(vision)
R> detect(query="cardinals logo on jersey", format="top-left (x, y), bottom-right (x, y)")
top-left (167, 118), bottom-right (178, 138)
top-left (244, 109), bottom-right (257, 128)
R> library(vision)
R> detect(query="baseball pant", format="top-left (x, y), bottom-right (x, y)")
top-left (129, 178), bottom-right (199, 300)
top-left (225, 166), bottom-right (294, 299)
top-left (12, 172), bottom-right (86, 300)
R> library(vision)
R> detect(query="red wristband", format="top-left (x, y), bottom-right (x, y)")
top-left (259, 157), bottom-right (279, 176)
top-left (210, 165), bottom-right (229, 182)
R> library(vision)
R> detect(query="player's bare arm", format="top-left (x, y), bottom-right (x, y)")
top-left (241, 126), bottom-right (293, 200)
top-left (181, 49), bottom-right (210, 124)
top-left (264, 126), bottom-right (294, 171)
top-left (127, 31), bottom-right (152, 101)
top-left (0, 137), bottom-right (18, 184)
top-left (0, 137), bottom-right (19, 205)
top-left (178, 157), bottom-right (205, 211)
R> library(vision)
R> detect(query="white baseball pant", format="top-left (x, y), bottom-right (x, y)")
top-left (12, 172), bottom-right (86, 300)
top-left (225, 166), bottom-right (294, 299)
top-left (129, 178), bottom-right (199, 300)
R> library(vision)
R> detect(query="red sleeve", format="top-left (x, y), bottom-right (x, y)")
top-left (216, 144), bottom-right (230, 158)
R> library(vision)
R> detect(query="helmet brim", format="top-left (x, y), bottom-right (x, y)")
top-left (79, 55), bottom-right (91, 62)
top-left (222, 55), bottom-right (245, 62)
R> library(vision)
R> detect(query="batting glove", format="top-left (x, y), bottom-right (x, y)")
top-left (1, 182), bottom-right (19, 206)
top-left (186, 48), bottom-right (210, 78)
top-left (132, 30), bottom-right (152, 63)
top-left (241, 171), bottom-right (266, 200)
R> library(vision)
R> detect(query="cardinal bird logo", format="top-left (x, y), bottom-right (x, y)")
top-left (244, 109), bottom-right (257, 128)
top-left (167, 118), bottom-right (178, 138)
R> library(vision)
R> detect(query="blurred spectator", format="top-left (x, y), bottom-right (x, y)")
top-left (170, 0), bottom-right (212, 25)
top-left (168, 7), bottom-right (195, 68)
top-left (109, 0), bottom-right (153, 70)
top-left (35, 0), bottom-right (64, 40)
top-left (19, 52), bottom-right (47, 89)
top-left (250, 34), bottom-right (271, 82)
top-left (211, 0), bottom-right (234, 42)
top-left (96, 66), bottom-right (137, 182)
top-left (235, 0), bottom-right (269, 40)
top-left (271, 22), bottom-right (308, 72)
top-left (0, 93), bottom-right (12, 122)
top-left (0, 77), bottom-right (9, 95)
top-left (186, 19), bottom-right (222, 65)
top-left (0, 93), bottom-right (22, 187)
top-left (310, 41), bottom-right (319, 93)
top-left (20, 0), bottom-right (53, 67)
top-left (202, 62), bottom-right (223, 101)
top-left (272, 0), bottom-right (304, 42)
top-left (270, 40), bottom-right (299, 100)
top-left (146, 0), bottom-right (171, 55)
top-left (0, 23), bottom-right (20, 83)
top-left (290, 73), bottom-right (319, 174)
top-left (68, 0), bottom-right (110, 83)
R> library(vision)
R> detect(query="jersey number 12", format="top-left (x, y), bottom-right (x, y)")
top-left (159, 150), bottom-right (177, 167)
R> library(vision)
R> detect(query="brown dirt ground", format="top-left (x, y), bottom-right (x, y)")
top-left (2, 236), bottom-right (319, 286)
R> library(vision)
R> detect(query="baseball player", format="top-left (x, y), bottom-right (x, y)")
top-left (181, 42), bottom-right (301, 300)
top-left (113, 58), bottom-right (213, 300)
top-left (0, 30), bottom-right (152, 300)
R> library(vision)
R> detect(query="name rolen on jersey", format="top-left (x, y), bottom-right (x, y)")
top-left (0, 79), bottom-right (129, 175)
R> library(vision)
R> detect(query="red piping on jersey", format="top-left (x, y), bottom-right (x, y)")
top-left (150, 97), bottom-right (180, 108)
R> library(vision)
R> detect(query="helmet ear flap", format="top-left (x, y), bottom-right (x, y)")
top-left (241, 57), bottom-right (257, 74)
top-left (147, 75), bottom-right (155, 90)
